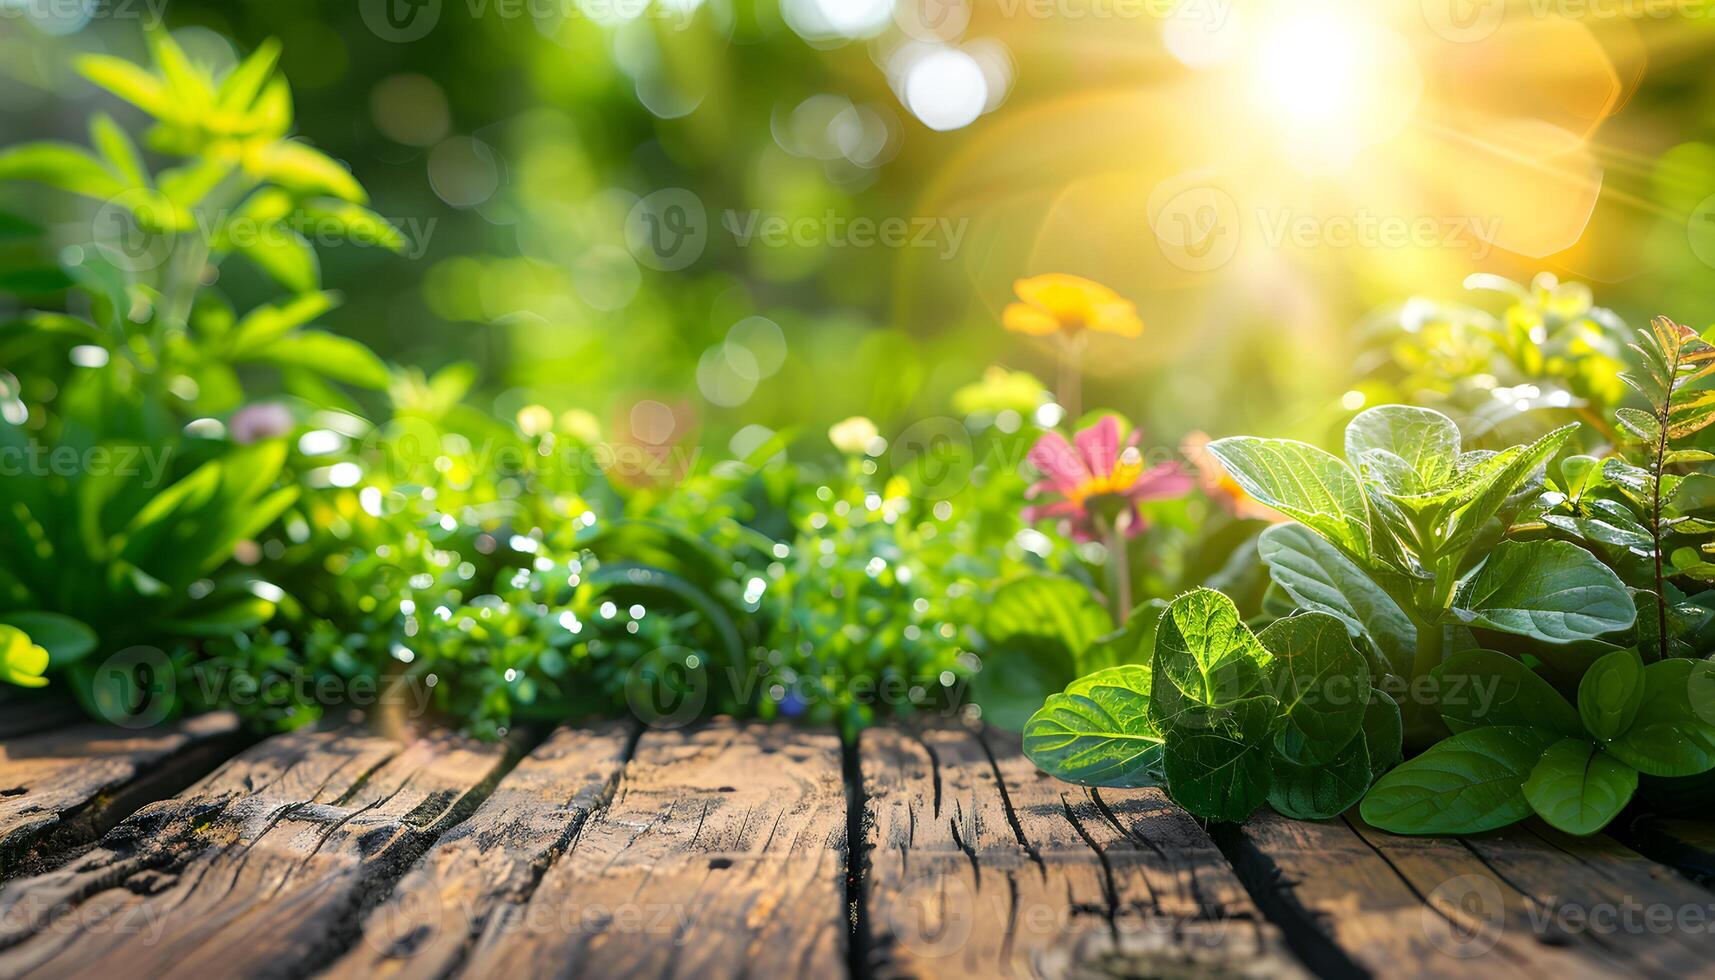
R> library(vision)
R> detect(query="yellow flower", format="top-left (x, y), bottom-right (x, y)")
top-left (0, 625), bottom-right (49, 689)
top-left (1002, 274), bottom-right (1143, 338)
top-left (829, 416), bottom-right (880, 455)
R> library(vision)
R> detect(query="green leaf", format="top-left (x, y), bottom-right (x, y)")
top-left (1024, 665), bottom-right (1162, 787)
top-left (1205, 437), bottom-right (1371, 559)
top-left (1432, 649), bottom-right (1583, 738)
top-left (89, 114), bottom-right (146, 188)
top-left (244, 330), bottom-right (389, 390)
top-left (1605, 659), bottom-right (1715, 777)
top-left (299, 199), bottom-right (407, 252)
top-left (251, 141), bottom-right (366, 202)
top-left (1541, 499), bottom-right (1654, 552)
top-left (1615, 407), bottom-right (1663, 445)
top-left (1256, 523), bottom-right (1415, 680)
top-left (1441, 423), bottom-right (1578, 555)
top-left (1081, 599), bottom-right (1166, 672)
top-left (1258, 612), bottom-right (1368, 764)
top-left (1344, 405), bottom-right (1460, 495)
top-left (76, 55), bottom-right (174, 117)
top-left (1268, 734), bottom-right (1370, 820)
top-left (1578, 647), bottom-right (1646, 742)
top-left (1522, 739), bottom-right (1638, 836)
top-left (1360, 726), bottom-right (1559, 834)
top-left (0, 612), bottom-right (98, 666)
top-left (1452, 539), bottom-right (1635, 643)
top-left (217, 38), bottom-right (282, 112)
top-left (0, 143), bottom-right (126, 199)
top-left (1162, 695), bottom-right (1276, 823)
top-left (230, 291), bottom-right (341, 356)
top-left (230, 220), bottom-right (320, 292)
top-left (1149, 587), bottom-right (1273, 732)
top-left (1362, 688), bottom-right (1404, 778)
top-left (985, 574), bottom-right (1112, 673)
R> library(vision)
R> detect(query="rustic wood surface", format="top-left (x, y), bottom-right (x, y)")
top-left (0, 712), bottom-right (1713, 979)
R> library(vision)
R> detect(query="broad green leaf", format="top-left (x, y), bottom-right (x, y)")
top-left (1344, 405), bottom-right (1460, 495)
top-left (1024, 665), bottom-right (1161, 787)
top-left (158, 158), bottom-right (234, 209)
top-left (1522, 739), bottom-right (1638, 836)
top-left (1362, 688), bottom-right (1404, 778)
top-left (1205, 437), bottom-right (1371, 559)
top-left (1578, 647), bottom-right (1646, 742)
top-left (1268, 733), bottom-right (1370, 820)
top-left (1081, 599), bottom-right (1165, 672)
top-left (1452, 539), bottom-right (1635, 643)
top-left (0, 612), bottom-right (98, 666)
top-left (1257, 523), bottom-right (1415, 679)
top-left (1149, 587), bottom-right (1273, 731)
top-left (985, 574), bottom-right (1112, 673)
top-left (1432, 649), bottom-right (1583, 738)
top-left (1258, 612), bottom-right (1368, 764)
top-left (1669, 391), bottom-right (1715, 439)
top-left (1360, 726), bottom-right (1559, 834)
top-left (0, 143), bottom-right (126, 199)
top-left (148, 27), bottom-right (215, 109)
top-left (1441, 423), bottom-right (1577, 555)
top-left (1161, 695), bottom-right (1275, 823)
top-left (1603, 457), bottom-right (1681, 511)
top-left (1605, 659), bottom-right (1715, 777)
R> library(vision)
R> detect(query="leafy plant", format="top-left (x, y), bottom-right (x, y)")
top-left (1023, 588), bottom-right (1402, 823)
top-left (1361, 648), bottom-right (1715, 835)
top-left (0, 33), bottom-right (396, 698)
top-left (1208, 404), bottom-right (1633, 741)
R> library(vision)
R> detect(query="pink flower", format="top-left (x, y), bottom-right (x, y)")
top-left (1023, 415), bottom-right (1192, 541)
top-left (229, 402), bottom-right (294, 444)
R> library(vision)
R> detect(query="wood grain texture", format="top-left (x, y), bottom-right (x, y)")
top-left (1231, 807), bottom-right (1715, 980)
top-left (322, 722), bottom-right (634, 980)
top-left (0, 726), bottom-right (512, 980)
top-left (861, 725), bottom-right (1303, 979)
top-left (0, 700), bottom-right (84, 740)
top-left (458, 720), bottom-right (848, 979)
top-left (0, 712), bottom-right (243, 876)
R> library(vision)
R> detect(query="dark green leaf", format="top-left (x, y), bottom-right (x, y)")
top-left (1431, 649), bottom-right (1583, 738)
top-left (1258, 612), bottom-right (1368, 764)
top-left (1360, 726), bottom-right (1559, 834)
top-left (0, 612), bottom-right (98, 666)
top-left (1605, 659), bottom-right (1715, 777)
top-left (1162, 695), bottom-right (1276, 823)
top-left (1257, 523), bottom-right (1415, 679)
top-left (1578, 648), bottom-right (1646, 742)
top-left (1522, 738), bottom-right (1638, 836)
top-left (1149, 587), bottom-right (1273, 731)
top-left (1268, 733), bottom-right (1370, 820)
top-left (1452, 539), bottom-right (1635, 642)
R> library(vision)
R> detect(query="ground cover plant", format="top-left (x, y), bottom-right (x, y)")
top-left (1, 18), bottom-right (1714, 851)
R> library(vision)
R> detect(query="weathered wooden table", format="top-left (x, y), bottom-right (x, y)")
top-left (2, 706), bottom-right (1714, 979)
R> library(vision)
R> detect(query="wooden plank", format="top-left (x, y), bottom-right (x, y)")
top-left (458, 720), bottom-right (848, 979)
top-left (0, 726), bottom-right (512, 979)
top-left (1458, 820), bottom-right (1715, 978)
top-left (861, 725), bottom-right (1304, 978)
top-left (0, 711), bottom-right (244, 877)
top-left (321, 722), bottom-right (634, 980)
top-left (1625, 816), bottom-right (1715, 887)
top-left (1230, 807), bottom-right (1715, 979)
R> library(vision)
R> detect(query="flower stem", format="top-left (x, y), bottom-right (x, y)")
top-left (1100, 514), bottom-right (1131, 628)
top-left (1057, 334), bottom-right (1084, 424)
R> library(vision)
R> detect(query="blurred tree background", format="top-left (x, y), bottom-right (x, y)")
top-left (4, 0), bottom-right (1715, 454)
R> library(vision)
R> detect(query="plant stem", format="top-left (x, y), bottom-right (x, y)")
top-left (1099, 513), bottom-right (1131, 628)
top-left (1650, 393), bottom-right (1672, 661)
top-left (1057, 334), bottom-right (1084, 424)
